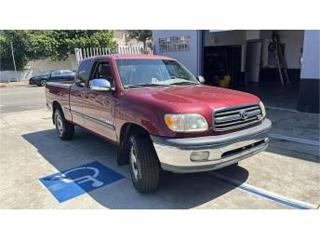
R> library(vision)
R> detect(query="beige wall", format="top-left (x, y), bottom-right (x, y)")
top-left (0, 55), bottom-right (77, 82)
top-left (26, 54), bottom-right (77, 74)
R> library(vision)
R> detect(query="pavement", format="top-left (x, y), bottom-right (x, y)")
top-left (0, 81), bottom-right (29, 88)
top-left (0, 86), bottom-right (45, 113)
top-left (0, 86), bottom-right (319, 209)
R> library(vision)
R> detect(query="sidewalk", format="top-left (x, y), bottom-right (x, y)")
top-left (0, 81), bottom-right (29, 88)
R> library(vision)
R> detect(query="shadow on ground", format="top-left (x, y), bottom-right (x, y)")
top-left (266, 139), bottom-right (319, 163)
top-left (23, 128), bottom-right (249, 209)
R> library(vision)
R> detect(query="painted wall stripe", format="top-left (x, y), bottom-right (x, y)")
top-left (269, 133), bottom-right (319, 146)
top-left (210, 172), bottom-right (318, 209)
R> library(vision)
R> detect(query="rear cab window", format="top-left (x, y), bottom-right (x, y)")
top-left (76, 59), bottom-right (94, 86)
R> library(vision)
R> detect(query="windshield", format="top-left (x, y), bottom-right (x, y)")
top-left (116, 59), bottom-right (199, 88)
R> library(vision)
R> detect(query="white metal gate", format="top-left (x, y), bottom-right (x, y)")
top-left (75, 45), bottom-right (153, 65)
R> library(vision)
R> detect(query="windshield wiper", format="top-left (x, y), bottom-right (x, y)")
top-left (126, 83), bottom-right (168, 88)
top-left (169, 81), bottom-right (199, 86)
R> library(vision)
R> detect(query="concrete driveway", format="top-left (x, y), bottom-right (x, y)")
top-left (0, 87), bottom-right (319, 209)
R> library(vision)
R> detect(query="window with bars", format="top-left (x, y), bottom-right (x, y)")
top-left (159, 36), bottom-right (190, 52)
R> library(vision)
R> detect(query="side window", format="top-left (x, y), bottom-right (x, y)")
top-left (76, 60), bottom-right (92, 85)
top-left (51, 70), bottom-right (62, 77)
top-left (61, 70), bottom-right (74, 76)
top-left (92, 62), bottom-right (114, 87)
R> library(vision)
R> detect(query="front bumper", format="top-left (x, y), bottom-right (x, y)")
top-left (151, 119), bottom-right (271, 173)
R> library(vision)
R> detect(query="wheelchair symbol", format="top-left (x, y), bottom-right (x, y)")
top-left (49, 167), bottom-right (104, 191)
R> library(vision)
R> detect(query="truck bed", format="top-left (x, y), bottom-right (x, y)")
top-left (45, 82), bottom-right (73, 118)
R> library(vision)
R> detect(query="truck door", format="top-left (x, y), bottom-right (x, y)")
top-left (82, 60), bottom-right (117, 142)
top-left (69, 84), bottom-right (85, 126)
top-left (70, 59), bottom-right (93, 126)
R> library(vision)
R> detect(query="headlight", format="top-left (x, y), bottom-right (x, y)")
top-left (259, 101), bottom-right (266, 118)
top-left (164, 114), bottom-right (208, 132)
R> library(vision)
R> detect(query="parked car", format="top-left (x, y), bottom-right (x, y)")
top-left (29, 72), bottom-right (51, 86)
top-left (29, 69), bottom-right (75, 86)
top-left (45, 54), bottom-right (271, 193)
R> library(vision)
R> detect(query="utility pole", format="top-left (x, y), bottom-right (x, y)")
top-left (10, 41), bottom-right (19, 82)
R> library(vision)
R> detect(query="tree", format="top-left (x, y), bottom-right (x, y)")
top-left (127, 30), bottom-right (152, 52)
top-left (46, 30), bottom-right (116, 60)
top-left (0, 30), bottom-right (38, 71)
top-left (0, 30), bottom-right (116, 71)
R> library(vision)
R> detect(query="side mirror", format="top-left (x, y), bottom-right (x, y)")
top-left (89, 78), bottom-right (111, 91)
top-left (197, 75), bottom-right (205, 83)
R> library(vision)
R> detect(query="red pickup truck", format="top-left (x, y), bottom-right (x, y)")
top-left (46, 54), bottom-right (271, 192)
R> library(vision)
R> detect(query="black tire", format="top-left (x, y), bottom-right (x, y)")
top-left (54, 108), bottom-right (74, 140)
top-left (40, 79), bottom-right (46, 86)
top-left (128, 132), bottom-right (160, 193)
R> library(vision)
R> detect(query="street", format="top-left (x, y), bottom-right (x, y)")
top-left (0, 86), bottom-right (45, 113)
top-left (0, 86), bottom-right (319, 209)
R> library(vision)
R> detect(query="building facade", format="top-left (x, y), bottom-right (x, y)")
top-left (152, 30), bottom-right (319, 113)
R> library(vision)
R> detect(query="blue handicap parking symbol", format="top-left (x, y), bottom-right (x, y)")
top-left (40, 161), bottom-right (124, 203)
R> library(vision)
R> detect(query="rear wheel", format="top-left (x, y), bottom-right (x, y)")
top-left (54, 108), bottom-right (74, 140)
top-left (128, 133), bottom-right (160, 193)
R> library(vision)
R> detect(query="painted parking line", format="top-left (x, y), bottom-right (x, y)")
top-left (269, 133), bottom-right (320, 147)
top-left (40, 161), bottom-right (124, 203)
top-left (210, 172), bottom-right (318, 209)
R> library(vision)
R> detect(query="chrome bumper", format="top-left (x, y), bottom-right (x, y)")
top-left (151, 119), bottom-right (271, 173)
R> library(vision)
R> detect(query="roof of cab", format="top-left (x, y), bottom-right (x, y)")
top-left (84, 54), bottom-right (175, 61)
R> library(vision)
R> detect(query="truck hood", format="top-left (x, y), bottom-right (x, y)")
top-left (125, 85), bottom-right (260, 112)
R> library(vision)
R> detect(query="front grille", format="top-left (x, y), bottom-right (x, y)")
top-left (213, 104), bottom-right (262, 131)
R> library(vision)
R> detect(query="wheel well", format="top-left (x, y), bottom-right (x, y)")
top-left (117, 123), bottom-right (152, 166)
top-left (52, 101), bottom-right (62, 124)
top-left (119, 123), bottom-right (150, 145)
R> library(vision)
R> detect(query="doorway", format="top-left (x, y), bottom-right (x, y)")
top-left (203, 45), bottom-right (242, 87)
top-left (245, 41), bottom-right (262, 83)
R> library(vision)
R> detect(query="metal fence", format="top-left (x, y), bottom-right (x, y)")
top-left (75, 46), bottom-right (153, 64)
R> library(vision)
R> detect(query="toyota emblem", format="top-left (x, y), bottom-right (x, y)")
top-left (240, 110), bottom-right (248, 120)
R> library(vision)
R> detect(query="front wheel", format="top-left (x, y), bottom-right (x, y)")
top-left (54, 109), bottom-right (74, 140)
top-left (128, 133), bottom-right (160, 193)
top-left (40, 79), bottom-right (46, 86)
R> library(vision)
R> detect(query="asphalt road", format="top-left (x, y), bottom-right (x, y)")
top-left (0, 86), bottom-right (46, 113)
